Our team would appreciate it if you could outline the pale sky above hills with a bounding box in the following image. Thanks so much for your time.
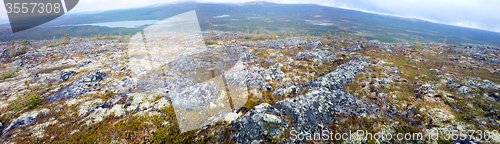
[0,0,499,33]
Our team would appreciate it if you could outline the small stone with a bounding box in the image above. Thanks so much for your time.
[56,71,77,81]
[458,86,471,94]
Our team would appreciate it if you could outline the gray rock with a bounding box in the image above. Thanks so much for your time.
[308,57,372,90]
[304,40,324,48]
[229,58,380,143]
[379,78,393,84]
[340,45,363,52]
[293,49,335,62]
[167,83,219,111]
[452,49,468,53]
[223,66,272,91]
[465,80,500,90]
[241,49,258,62]
[87,94,126,114]
[458,86,471,94]
[468,53,500,63]
[414,84,437,94]
[11,60,24,67]
[47,71,107,102]
[446,83,460,89]
[170,56,206,72]
[256,38,309,49]
[0,48,11,59]
[56,71,77,81]
[274,88,379,134]
[260,64,285,81]
[76,61,92,68]
[483,80,500,90]
[2,116,36,134]
[23,63,39,70]
[2,110,49,134]
[107,78,139,93]
[230,103,288,143]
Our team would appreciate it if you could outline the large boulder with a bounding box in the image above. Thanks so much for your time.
[47,71,107,102]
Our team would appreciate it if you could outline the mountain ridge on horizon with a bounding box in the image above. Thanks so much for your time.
[0,1,499,46]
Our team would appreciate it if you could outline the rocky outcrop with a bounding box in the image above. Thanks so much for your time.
[229,57,380,142]
[256,38,309,49]
[170,56,207,72]
[468,53,500,63]
[166,83,219,111]
[2,109,50,135]
[275,88,379,134]
[465,80,500,90]
[230,103,288,143]
[223,66,273,91]
[293,49,334,62]
[307,57,372,90]
[47,71,107,102]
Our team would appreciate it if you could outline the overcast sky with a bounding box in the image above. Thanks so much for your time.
[1,0,499,33]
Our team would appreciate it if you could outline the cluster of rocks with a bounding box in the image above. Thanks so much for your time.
[229,57,380,143]
[413,84,437,95]
[339,45,363,52]
[293,49,335,62]
[460,43,500,53]
[468,53,500,63]
[254,38,325,49]
[367,40,399,53]
[223,65,274,91]
[465,80,500,90]
[167,83,219,111]
[47,71,107,102]
[169,46,242,72]
[446,79,500,94]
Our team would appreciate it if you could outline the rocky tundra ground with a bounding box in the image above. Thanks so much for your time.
[0,31,500,143]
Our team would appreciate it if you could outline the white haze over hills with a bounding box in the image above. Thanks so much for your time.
[0,0,498,33]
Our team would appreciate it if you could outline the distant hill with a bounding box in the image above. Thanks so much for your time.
[238,1,276,6]
[0,1,499,46]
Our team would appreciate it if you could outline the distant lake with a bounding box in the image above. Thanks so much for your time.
[80,20,160,28]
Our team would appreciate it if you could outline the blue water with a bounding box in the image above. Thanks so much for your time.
[81,20,160,28]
